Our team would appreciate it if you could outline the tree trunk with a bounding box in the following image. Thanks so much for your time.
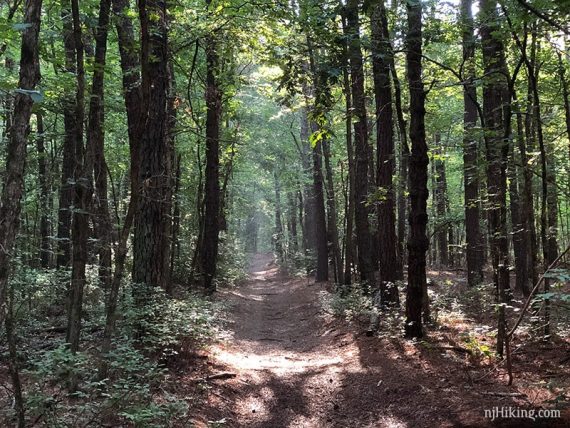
[323,139,342,285]
[389,42,409,281]
[508,126,529,296]
[460,0,483,285]
[88,0,113,291]
[273,169,285,262]
[300,107,316,258]
[170,154,182,282]
[287,191,299,254]
[66,0,91,370]
[405,0,428,338]
[200,22,221,293]
[480,0,511,355]
[340,11,355,285]
[312,137,329,282]
[370,0,398,304]
[36,112,51,268]
[132,0,171,295]
[2,0,42,420]
[434,135,449,267]
[345,0,374,283]
[56,4,78,268]
[557,50,570,165]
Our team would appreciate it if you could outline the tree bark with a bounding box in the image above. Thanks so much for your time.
[370,0,398,304]
[88,0,113,291]
[312,137,329,282]
[132,0,171,293]
[36,112,51,268]
[461,0,484,285]
[405,0,428,338]
[273,169,285,262]
[66,0,91,368]
[56,4,78,268]
[508,125,529,296]
[323,139,342,284]
[201,22,222,293]
[434,135,449,267]
[480,0,511,355]
[340,10,355,285]
[0,0,43,350]
[345,0,375,283]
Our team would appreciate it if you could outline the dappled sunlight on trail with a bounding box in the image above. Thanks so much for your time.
[193,253,569,428]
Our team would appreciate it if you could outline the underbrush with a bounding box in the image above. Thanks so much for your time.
[0,264,223,427]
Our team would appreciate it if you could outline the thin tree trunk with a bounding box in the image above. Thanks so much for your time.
[461,0,484,285]
[311,134,329,282]
[88,0,113,291]
[340,11,355,285]
[200,17,221,293]
[390,41,409,281]
[405,0,428,338]
[434,135,449,267]
[56,4,77,268]
[66,0,91,374]
[273,169,285,262]
[0,1,42,421]
[370,0,398,304]
[480,0,511,356]
[300,107,316,258]
[36,112,51,268]
[287,191,299,254]
[323,139,343,284]
[170,154,182,281]
[508,128,529,296]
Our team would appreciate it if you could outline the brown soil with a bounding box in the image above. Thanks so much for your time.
[183,253,570,428]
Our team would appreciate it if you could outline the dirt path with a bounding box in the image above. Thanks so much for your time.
[193,254,568,427]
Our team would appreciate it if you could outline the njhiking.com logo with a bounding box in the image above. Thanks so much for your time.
[484,406,560,422]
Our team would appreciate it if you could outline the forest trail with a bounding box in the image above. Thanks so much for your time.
[193,254,565,428]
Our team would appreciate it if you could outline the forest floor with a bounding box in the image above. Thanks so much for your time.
[180,253,570,428]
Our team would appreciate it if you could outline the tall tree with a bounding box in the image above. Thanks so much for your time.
[405,0,428,338]
[370,0,399,304]
[88,0,113,290]
[480,0,511,355]
[132,0,172,292]
[460,0,483,285]
[66,0,91,366]
[0,1,43,422]
[345,0,375,283]
[56,4,78,268]
[311,133,329,282]
[340,10,355,285]
[200,5,222,293]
